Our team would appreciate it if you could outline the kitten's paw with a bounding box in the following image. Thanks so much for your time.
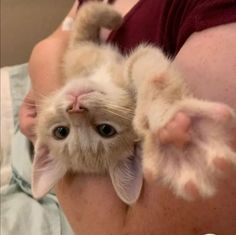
[143,99,236,200]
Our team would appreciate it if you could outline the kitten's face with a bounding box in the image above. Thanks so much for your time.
[36,67,136,173]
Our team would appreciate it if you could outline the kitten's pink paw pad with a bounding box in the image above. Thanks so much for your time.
[158,112,191,149]
[213,157,232,173]
[184,181,200,200]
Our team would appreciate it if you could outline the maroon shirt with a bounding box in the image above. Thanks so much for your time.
[79,0,236,56]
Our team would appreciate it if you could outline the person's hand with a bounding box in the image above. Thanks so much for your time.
[19,1,78,141]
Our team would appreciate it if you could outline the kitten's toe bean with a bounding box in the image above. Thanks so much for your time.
[182,179,215,200]
[183,181,201,200]
[158,112,191,149]
[171,112,191,131]
[213,157,234,173]
[171,167,215,200]
[205,142,236,173]
[180,174,217,199]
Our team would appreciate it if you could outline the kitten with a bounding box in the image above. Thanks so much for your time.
[32,2,143,204]
[32,1,236,203]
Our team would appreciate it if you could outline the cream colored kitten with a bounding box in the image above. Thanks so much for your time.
[32,1,236,203]
[32,2,142,204]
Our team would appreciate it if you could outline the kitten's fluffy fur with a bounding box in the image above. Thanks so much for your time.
[32,2,142,204]
[32,1,236,203]
[127,46,236,199]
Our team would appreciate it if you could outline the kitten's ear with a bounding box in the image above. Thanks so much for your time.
[32,143,67,199]
[109,153,143,205]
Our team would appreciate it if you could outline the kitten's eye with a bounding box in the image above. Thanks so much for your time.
[52,126,70,140]
[96,124,117,138]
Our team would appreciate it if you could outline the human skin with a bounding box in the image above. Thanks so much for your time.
[19,1,236,234]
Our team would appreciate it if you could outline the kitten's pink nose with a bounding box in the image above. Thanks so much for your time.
[66,88,96,113]
[67,95,88,113]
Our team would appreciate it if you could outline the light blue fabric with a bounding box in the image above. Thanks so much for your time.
[1,64,73,235]
[8,64,30,130]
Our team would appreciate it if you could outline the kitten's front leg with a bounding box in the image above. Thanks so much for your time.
[126,45,236,200]
[143,97,236,200]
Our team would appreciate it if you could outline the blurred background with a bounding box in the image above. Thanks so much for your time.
[1,0,74,67]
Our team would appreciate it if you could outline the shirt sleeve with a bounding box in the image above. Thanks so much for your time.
[175,0,236,53]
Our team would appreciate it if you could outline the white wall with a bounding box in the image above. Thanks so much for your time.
[1,0,74,66]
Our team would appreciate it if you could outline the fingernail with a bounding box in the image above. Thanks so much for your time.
[62,17,74,31]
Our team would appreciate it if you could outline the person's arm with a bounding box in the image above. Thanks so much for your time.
[174,22,236,111]
[56,23,236,235]
[19,1,79,142]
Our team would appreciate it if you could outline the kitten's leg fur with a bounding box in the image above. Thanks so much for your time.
[63,1,123,79]
[70,1,122,45]
[126,45,236,200]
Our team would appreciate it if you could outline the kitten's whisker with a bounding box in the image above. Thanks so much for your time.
[86,96,134,113]
[97,100,133,112]
[106,106,134,115]
[22,102,41,107]
[91,97,134,112]
[106,106,134,117]
[107,106,134,116]
[104,102,134,113]
[31,90,49,99]
[105,109,133,121]
[86,99,134,120]
[32,87,62,100]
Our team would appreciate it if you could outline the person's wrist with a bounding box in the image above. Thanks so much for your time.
[52,0,78,36]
